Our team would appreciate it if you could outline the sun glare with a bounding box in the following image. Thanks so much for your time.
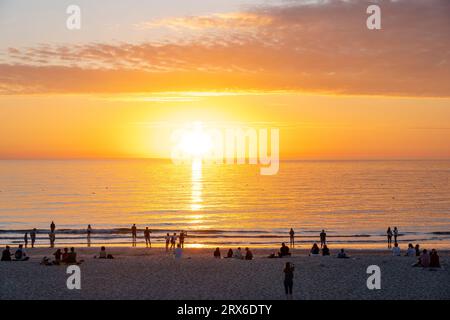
[179,122,213,158]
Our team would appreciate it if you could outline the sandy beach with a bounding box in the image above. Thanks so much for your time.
[1,247,449,300]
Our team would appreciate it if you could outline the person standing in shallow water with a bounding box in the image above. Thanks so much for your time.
[50,221,55,233]
[30,229,36,248]
[393,227,399,243]
[386,227,393,248]
[165,233,170,252]
[24,232,28,248]
[289,228,295,248]
[131,224,137,247]
[283,262,295,300]
[144,227,151,248]
[87,225,92,247]
[320,229,327,248]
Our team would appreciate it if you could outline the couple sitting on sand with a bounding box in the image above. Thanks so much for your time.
[412,249,441,268]
[214,247,253,260]
[309,243,332,257]
[1,245,29,261]
[268,243,292,258]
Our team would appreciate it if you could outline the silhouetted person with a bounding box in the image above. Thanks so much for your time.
[165,233,170,252]
[144,227,151,248]
[322,245,330,256]
[289,228,295,248]
[406,243,415,257]
[14,244,29,261]
[50,221,56,233]
[53,249,62,265]
[62,248,69,263]
[226,249,233,258]
[430,249,440,268]
[1,246,12,261]
[387,227,393,248]
[170,233,177,250]
[179,231,186,248]
[131,224,137,247]
[87,224,92,247]
[320,229,327,248]
[30,228,37,248]
[415,244,420,256]
[393,227,399,243]
[67,247,77,264]
[245,247,253,260]
[214,247,221,258]
[310,243,320,255]
[279,242,291,257]
[49,232,56,248]
[337,248,350,259]
[24,232,28,248]
[283,262,294,300]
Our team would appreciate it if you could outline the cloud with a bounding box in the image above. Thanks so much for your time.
[1,0,449,96]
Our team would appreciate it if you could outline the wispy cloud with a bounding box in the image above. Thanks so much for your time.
[1,0,449,97]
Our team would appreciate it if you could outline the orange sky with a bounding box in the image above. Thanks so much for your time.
[0,0,449,160]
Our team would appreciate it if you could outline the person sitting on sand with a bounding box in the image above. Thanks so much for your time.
[406,243,415,257]
[99,246,107,259]
[214,247,221,258]
[14,244,29,261]
[337,249,350,259]
[392,242,401,256]
[430,249,440,268]
[413,249,430,268]
[53,249,62,265]
[1,246,12,261]
[415,244,420,257]
[62,248,69,263]
[66,247,77,264]
[278,243,291,257]
[245,248,253,260]
[174,244,183,259]
[322,245,330,256]
[226,249,233,258]
[234,247,243,259]
[309,243,320,256]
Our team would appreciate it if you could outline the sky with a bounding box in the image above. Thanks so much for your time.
[0,0,449,160]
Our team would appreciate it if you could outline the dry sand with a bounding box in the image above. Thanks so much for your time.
[1,247,449,300]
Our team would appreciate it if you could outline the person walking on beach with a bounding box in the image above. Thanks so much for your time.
[30,228,36,248]
[386,227,393,248]
[283,262,295,300]
[165,233,170,252]
[393,227,399,243]
[24,232,28,248]
[144,227,151,248]
[50,221,56,233]
[320,229,327,248]
[131,224,137,247]
[289,228,295,248]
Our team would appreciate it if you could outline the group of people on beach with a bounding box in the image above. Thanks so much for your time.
[1,244,29,261]
[213,247,254,260]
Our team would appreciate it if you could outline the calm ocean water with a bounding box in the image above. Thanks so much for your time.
[0,160,449,249]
